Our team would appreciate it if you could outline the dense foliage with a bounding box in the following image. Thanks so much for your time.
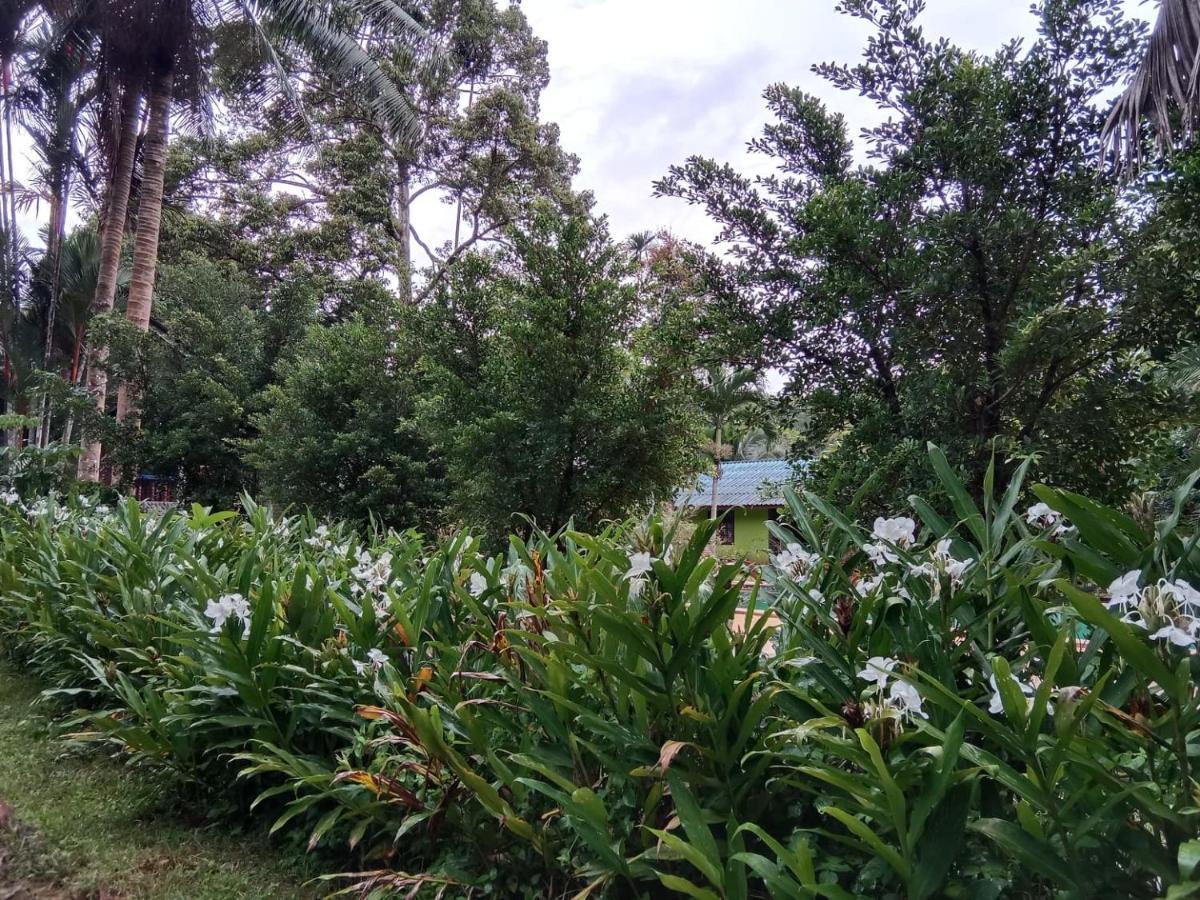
[250,319,447,532]
[658,0,1197,511]
[3,449,1200,897]
[8,0,1200,536]
[3,0,702,538]
[6,0,1200,894]
[420,205,704,542]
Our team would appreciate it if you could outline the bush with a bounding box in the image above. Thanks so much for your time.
[0,440,82,500]
[0,448,1198,897]
[250,320,447,531]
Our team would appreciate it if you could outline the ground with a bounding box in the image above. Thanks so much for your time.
[0,665,319,899]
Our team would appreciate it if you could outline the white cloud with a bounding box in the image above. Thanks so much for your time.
[521,0,1152,243]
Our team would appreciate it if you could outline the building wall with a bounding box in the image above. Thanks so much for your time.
[699,507,775,561]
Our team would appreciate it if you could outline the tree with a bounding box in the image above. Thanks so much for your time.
[166,0,574,312]
[1102,0,1199,170]
[0,225,37,445]
[77,27,139,479]
[113,61,172,427]
[129,254,267,506]
[78,0,429,480]
[420,202,702,543]
[23,224,109,449]
[698,364,762,519]
[658,0,1187,512]
[50,226,105,389]
[250,320,446,530]
[15,9,95,448]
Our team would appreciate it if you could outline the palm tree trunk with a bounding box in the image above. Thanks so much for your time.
[78,86,140,482]
[1,55,17,306]
[115,67,173,427]
[70,331,82,384]
[37,167,72,448]
[0,61,10,266]
[710,422,722,521]
[2,357,11,447]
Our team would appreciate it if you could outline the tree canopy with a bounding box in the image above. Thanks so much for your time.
[659,0,1194,511]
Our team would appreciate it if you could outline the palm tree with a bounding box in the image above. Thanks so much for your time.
[76,80,137,479]
[20,12,95,446]
[1102,0,1200,170]
[113,61,172,427]
[1171,343,1200,396]
[699,364,763,521]
[76,0,428,479]
[734,423,790,461]
[0,225,37,447]
[52,225,103,387]
[0,1,39,314]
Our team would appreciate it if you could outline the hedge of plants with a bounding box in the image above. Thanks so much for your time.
[0,445,1199,898]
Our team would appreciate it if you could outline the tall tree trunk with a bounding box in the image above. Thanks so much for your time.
[37,163,72,447]
[116,67,173,428]
[78,86,140,482]
[1,358,11,447]
[395,161,413,305]
[70,330,82,384]
[1,55,17,307]
[710,421,722,521]
[3,58,17,310]
[453,78,476,251]
[0,59,11,269]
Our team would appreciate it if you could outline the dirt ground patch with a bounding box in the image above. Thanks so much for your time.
[0,801,122,900]
[0,667,319,900]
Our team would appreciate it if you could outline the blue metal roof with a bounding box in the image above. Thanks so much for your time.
[676,459,796,509]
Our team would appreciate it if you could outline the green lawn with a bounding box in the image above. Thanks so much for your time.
[0,665,321,899]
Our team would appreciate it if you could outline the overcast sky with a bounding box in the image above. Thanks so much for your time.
[518,0,1153,246]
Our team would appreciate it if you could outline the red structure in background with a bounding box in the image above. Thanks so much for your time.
[96,462,176,502]
[134,474,175,503]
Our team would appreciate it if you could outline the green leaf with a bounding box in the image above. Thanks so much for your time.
[820,805,910,881]
[970,818,1076,888]
[910,712,964,845]
[856,729,906,844]
[1055,579,1178,700]
[1181,840,1200,881]
[928,444,986,547]
[990,657,1028,730]
[667,770,721,870]
[654,873,721,900]
[990,455,1031,550]
[1031,486,1143,569]
[307,806,342,851]
[911,785,970,900]
[647,828,723,890]
[1160,470,1200,543]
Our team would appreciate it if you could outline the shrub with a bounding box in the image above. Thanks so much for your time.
[0,448,1198,897]
[0,440,80,500]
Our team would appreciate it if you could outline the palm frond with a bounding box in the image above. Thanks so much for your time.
[242,0,428,146]
[1102,0,1200,172]
[1169,343,1200,396]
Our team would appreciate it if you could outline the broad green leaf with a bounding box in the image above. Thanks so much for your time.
[820,805,910,881]
[970,818,1076,888]
[1055,580,1178,700]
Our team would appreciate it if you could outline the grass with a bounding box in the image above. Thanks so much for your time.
[0,664,322,899]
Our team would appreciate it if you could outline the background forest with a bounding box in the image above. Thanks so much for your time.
[7,1,1200,898]
[1,0,1198,536]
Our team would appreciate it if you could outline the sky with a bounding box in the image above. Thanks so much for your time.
[517,0,1154,246]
